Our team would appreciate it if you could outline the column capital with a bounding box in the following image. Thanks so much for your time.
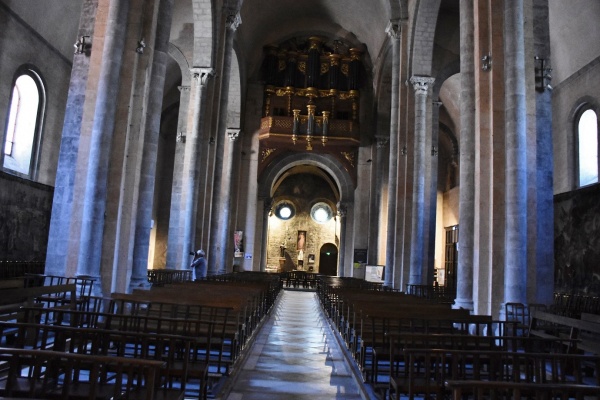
[385,19,401,40]
[432,100,443,108]
[226,12,242,31]
[336,202,347,218]
[227,128,241,141]
[375,135,389,148]
[190,67,214,85]
[262,197,274,213]
[178,85,190,92]
[410,76,435,96]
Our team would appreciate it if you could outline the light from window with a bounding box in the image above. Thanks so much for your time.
[3,73,41,175]
[578,109,598,187]
[310,202,333,224]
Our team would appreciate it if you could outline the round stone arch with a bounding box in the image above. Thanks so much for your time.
[256,152,356,276]
[257,152,355,204]
[409,0,442,76]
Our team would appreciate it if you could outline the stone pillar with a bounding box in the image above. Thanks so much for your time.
[408,75,435,285]
[46,0,98,276]
[259,197,273,272]
[455,0,476,311]
[206,11,241,276]
[180,67,214,270]
[337,203,348,277]
[215,128,241,275]
[384,19,401,287]
[533,0,554,306]
[166,84,191,269]
[504,0,528,306]
[369,135,389,265]
[426,100,442,283]
[76,0,130,283]
[129,0,174,290]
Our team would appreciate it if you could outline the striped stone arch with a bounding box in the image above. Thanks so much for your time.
[409,0,442,76]
[168,43,191,87]
[191,0,214,66]
[257,152,355,205]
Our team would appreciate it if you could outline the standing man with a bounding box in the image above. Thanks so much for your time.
[191,249,207,280]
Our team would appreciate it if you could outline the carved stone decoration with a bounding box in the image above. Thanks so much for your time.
[226,12,242,31]
[190,67,215,86]
[375,135,389,149]
[385,19,401,40]
[227,128,241,141]
[410,76,435,96]
[336,202,347,218]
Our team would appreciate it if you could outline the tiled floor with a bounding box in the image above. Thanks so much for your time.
[221,289,368,400]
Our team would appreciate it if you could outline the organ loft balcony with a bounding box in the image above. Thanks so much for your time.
[258,37,365,153]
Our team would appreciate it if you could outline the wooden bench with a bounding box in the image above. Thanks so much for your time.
[0,346,166,400]
[446,380,600,400]
[390,349,600,400]
[0,320,206,400]
[529,310,600,355]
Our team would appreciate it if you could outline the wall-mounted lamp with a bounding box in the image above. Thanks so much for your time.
[401,145,407,156]
[535,56,553,92]
[481,53,492,71]
[74,36,91,55]
[431,146,438,156]
[136,38,146,54]
[176,132,186,143]
[209,137,215,145]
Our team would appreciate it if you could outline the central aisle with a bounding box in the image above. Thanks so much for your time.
[222,290,365,399]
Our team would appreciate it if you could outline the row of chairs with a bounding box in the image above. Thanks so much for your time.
[0,271,283,399]
[316,278,600,399]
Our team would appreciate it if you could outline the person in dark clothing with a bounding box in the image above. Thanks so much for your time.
[191,249,207,280]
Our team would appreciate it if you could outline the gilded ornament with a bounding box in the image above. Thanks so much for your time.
[341,151,356,167]
[320,62,329,74]
[261,148,276,162]
[298,61,306,73]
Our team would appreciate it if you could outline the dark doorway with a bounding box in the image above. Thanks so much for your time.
[319,243,338,276]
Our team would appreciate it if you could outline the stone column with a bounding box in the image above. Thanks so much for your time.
[426,100,442,283]
[215,128,241,275]
[46,0,98,276]
[180,67,214,270]
[129,0,174,290]
[76,0,130,283]
[455,0,476,311]
[533,0,554,306]
[384,19,401,287]
[337,203,348,277]
[206,11,241,276]
[259,197,273,272]
[369,135,389,265]
[408,75,435,285]
[166,84,191,269]
[504,0,528,306]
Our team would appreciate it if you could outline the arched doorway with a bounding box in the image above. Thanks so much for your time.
[319,243,338,276]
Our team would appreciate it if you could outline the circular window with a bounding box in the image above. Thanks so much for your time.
[274,201,295,220]
[311,202,333,223]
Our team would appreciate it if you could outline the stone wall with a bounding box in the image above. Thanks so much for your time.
[0,171,53,261]
[554,183,600,296]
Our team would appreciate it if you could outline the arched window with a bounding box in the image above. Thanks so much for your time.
[2,68,45,178]
[577,108,599,187]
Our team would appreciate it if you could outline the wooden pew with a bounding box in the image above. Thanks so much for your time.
[446,380,600,400]
[0,346,165,400]
[0,320,206,400]
[390,349,600,400]
[529,310,600,355]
